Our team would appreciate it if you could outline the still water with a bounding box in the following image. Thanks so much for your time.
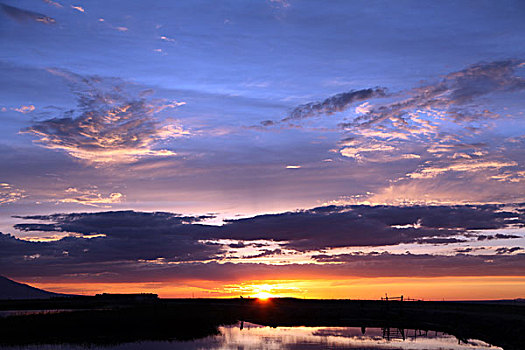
[0,322,501,350]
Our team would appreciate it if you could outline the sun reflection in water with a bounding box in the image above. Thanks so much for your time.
[216,322,502,350]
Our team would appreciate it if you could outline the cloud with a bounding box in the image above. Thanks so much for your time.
[57,187,123,207]
[13,204,524,250]
[4,211,221,273]
[160,36,175,42]
[406,158,518,179]
[366,175,525,206]
[70,5,84,13]
[1,3,56,24]
[43,0,62,8]
[495,247,523,255]
[284,88,386,122]
[13,105,35,114]
[21,70,189,164]
[338,139,397,161]
[2,204,524,281]
[0,183,25,205]
[339,61,525,146]
[2,238,523,282]
[348,60,525,129]
[325,60,525,203]
[219,204,524,250]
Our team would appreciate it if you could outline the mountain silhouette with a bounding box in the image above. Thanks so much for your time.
[0,276,68,300]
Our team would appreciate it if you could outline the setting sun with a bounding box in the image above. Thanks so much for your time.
[250,284,278,299]
[252,291,274,300]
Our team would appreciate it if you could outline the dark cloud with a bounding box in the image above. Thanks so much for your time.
[495,247,523,255]
[12,205,525,253]
[4,212,222,276]
[21,70,188,164]
[1,3,55,24]
[284,88,386,122]
[477,233,522,241]
[2,204,524,281]
[219,204,524,250]
[454,247,487,253]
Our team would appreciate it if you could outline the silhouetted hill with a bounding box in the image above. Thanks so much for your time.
[0,276,67,300]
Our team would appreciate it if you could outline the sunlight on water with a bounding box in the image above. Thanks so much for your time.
[215,322,501,349]
[0,322,502,350]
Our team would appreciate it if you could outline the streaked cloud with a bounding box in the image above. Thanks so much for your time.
[1,3,56,24]
[21,71,189,165]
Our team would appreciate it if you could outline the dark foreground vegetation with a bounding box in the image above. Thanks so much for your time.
[0,297,524,349]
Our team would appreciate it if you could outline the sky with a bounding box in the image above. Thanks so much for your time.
[1,0,524,300]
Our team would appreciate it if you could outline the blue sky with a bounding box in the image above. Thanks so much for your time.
[1,0,524,298]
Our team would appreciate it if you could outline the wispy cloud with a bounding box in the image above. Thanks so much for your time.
[21,70,189,164]
[1,3,55,24]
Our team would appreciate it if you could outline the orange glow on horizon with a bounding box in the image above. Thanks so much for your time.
[27,276,525,301]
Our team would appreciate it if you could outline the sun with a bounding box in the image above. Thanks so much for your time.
[252,291,274,300]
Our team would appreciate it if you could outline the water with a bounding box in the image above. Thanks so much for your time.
[0,309,91,317]
[0,322,501,350]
